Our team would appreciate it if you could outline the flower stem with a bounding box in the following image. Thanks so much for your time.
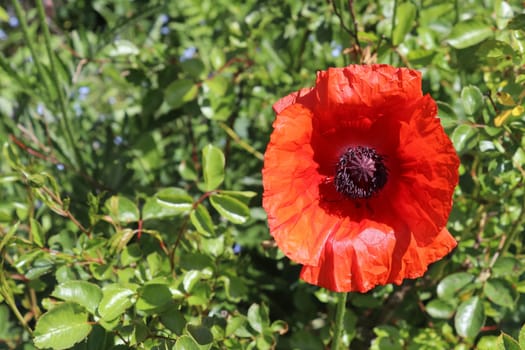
[331,292,348,350]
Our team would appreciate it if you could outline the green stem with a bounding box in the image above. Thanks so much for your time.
[34,0,84,169]
[390,0,398,64]
[500,187,525,256]
[331,292,348,350]
[10,0,49,100]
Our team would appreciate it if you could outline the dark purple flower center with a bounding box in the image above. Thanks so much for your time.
[334,146,388,199]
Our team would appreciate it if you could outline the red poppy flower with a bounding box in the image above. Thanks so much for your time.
[262,64,459,293]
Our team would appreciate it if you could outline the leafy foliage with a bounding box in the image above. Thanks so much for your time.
[0,0,525,349]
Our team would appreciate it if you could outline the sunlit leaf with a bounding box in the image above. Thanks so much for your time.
[393,2,417,46]
[454,296,485,339]
[447,21,493,49]
[33,303,92,350]
[202,144,225,191]
[210,194,250,224]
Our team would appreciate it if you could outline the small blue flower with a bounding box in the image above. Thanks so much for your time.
[0,30,7,41]
[56,164,65,171]
[159,14,169,24]
[331,42,343,57]
[78,86,90,100]
[9,16,19,27]
[180,47,197,62]
[114,136,123,145]
[161,26,170,35]
[233,243,241,254]
[37,104,44,115]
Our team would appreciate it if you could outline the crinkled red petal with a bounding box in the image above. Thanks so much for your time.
[300,227,457,292]
[263,64,460,292]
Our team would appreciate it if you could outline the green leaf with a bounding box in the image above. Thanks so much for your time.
[187,324,214,345]
[519,323,525,348]
[33,302,92,350]
[30,218,45,247]
[492,256,522,277]
[497,333,521,350]
[210,194,250,224]
[155,187,193,214]
[454,296,485,339]
[107,40,139,57]
[0,6,9,22]
[476,40,515,64]
[190,204,215,236]
[484,278,517,308]
[160,306,186,335]
[507,14,525,30]
[447,20,493,49]
[52,281,102,314]
[393,2,417,46]
[247,303,269,334]
[426,299,456,319]
[221,275,248,302]
[225,316,247,337]
[451,124,478,154]
[183,270,202,292]
[461,86,484,115]
[165,79,198,108]
[174,335,200,350]
[202,144,225,191]
[437,272,475,299]
[98,284,136,321]
[105,196,139,223]
[136,284,172,313]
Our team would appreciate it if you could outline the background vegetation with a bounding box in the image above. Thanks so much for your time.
[1,0,525,349]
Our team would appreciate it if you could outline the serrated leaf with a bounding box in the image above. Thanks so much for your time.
[52,281,102,314]
[461,86,484,115]
[210,194,250,224]
[484,278,517,308]
[190,204,215,236]
[454,296,485,339]
[98,284,136,321]
[202,144,225,191]
[33,302,92,350]
[393,2,417,46]
[447,21,493,49]
[437,272,475,299]
[165,79,198,108]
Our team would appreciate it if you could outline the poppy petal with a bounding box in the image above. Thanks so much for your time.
[263,64,460,292]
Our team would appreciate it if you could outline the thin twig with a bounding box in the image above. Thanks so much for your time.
[348,0,361,51]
